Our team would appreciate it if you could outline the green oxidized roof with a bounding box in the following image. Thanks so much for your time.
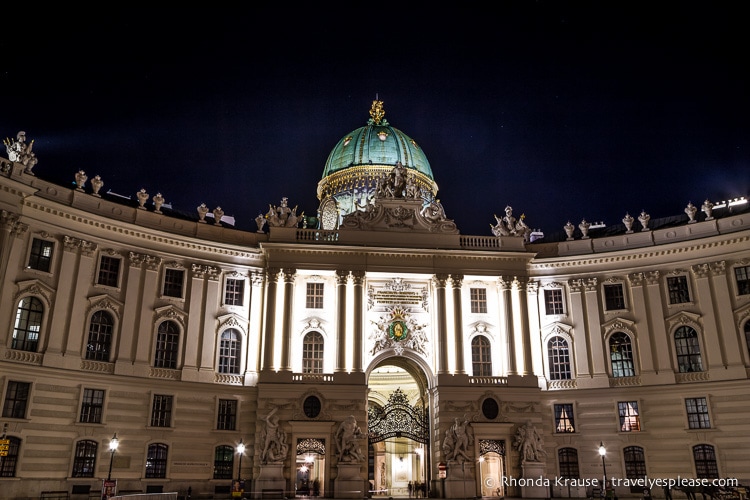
[321,101,434,180]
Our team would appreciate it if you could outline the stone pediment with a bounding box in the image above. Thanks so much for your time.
[341,197,458,234]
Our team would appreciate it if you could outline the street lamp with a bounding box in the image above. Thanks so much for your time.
[236,438,245,483]
[598,442,608,496]
[108,433,119,481]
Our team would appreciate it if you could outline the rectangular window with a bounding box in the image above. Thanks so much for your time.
[162,268,185,298]
[217,399,238,431]
[604,283,626,310]
[667,276,691,304]
[554,403,575,433]
[544,289,564,315]
[27,238,54,272]
[97,255,121,287]
[306,282,324,309]
[685,397,710,429]
[618,401,641,431]
[80,388,105,424]
[2,381,31,419]
[150,395,173,427]
[224,278,245,306]
[735,265,750,295]
[470,288,488,314]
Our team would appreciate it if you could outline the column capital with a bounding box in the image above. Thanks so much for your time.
[451,274,463,288]
[267,268,281,283]
[335,269,350,285]
[351,270,366,286]
[433,274,449,288]
[282,268,297,283]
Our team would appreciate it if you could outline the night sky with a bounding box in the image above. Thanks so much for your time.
[2,4,748,238]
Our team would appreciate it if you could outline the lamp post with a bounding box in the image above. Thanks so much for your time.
[598,442,608,497]
[108,433,119,481]
[236,438,245,483]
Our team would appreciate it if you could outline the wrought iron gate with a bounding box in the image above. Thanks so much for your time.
[367,388,429,444]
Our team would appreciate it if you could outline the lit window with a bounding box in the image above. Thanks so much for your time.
[470,288,487,313]
[554,403,575,433]
[0,437,21,477]
[685,397,710,429]
[544,289,564,315]
[306,283,324,309]
[618,401,641,432]
[667,276,690,304]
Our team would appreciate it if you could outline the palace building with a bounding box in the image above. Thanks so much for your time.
[0,101,749,500]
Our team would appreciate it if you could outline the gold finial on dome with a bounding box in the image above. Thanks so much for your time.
[370,99,385,125]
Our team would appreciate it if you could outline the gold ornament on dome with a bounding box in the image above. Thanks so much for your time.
[370,100,385,125]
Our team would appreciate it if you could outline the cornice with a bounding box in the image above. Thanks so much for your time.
[19,197,263,261]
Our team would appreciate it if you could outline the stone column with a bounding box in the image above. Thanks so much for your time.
[580,277,606,376]
[706,261,743,370]
[47,237,79,354]
[335,270,349,372]
[63,237,98,356]
[117,252,147,365]
[434,274,449,374]
[184,264,208,371]
[525,281,543,376]
[514,277,533,376]
[199,266,222,371]
[566,280,591,378]
[246,271,265,376]
[351,271,365,372]
[134,255,162,366]
[280,268,296,372]
[451,274,466,374]
[690,263,734,369]
[642,271,672,373]
[499,277,516,376]
[0,211,26,309]
[262,268,280,372]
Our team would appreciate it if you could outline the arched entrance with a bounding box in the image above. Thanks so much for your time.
[367,361,430,498]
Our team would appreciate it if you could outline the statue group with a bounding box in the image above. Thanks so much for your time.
[3,131,38,174]
[513,421,546,463]
[335,415,365,462]
[442,417,472,463]
[491,206,532,241]
[260,408,289,464]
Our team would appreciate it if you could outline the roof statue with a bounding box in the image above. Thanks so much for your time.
[491,205,532,242]
[4,131,38,174]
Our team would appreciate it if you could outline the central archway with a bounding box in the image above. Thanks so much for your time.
[367,360,432,498]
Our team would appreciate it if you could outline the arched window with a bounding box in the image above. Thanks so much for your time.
[145,443,169,478]
[154,321,179,369]
[72,440,98,477]
[693,444,719,479]
[219,329,241,374]
[547,336,571,380]
[623,446,646,479]
[12,297,43,352]
[558,447,579,478]
[675,326,703,372]
[86,310,114,361]
[213,445,234,479]
[471,335,492,377]
[609,332,635,377]
[0,436,21,477]
[302,331,324,374]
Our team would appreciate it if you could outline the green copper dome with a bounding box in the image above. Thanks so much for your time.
[317,101,439,223]
[321,101,434,180]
